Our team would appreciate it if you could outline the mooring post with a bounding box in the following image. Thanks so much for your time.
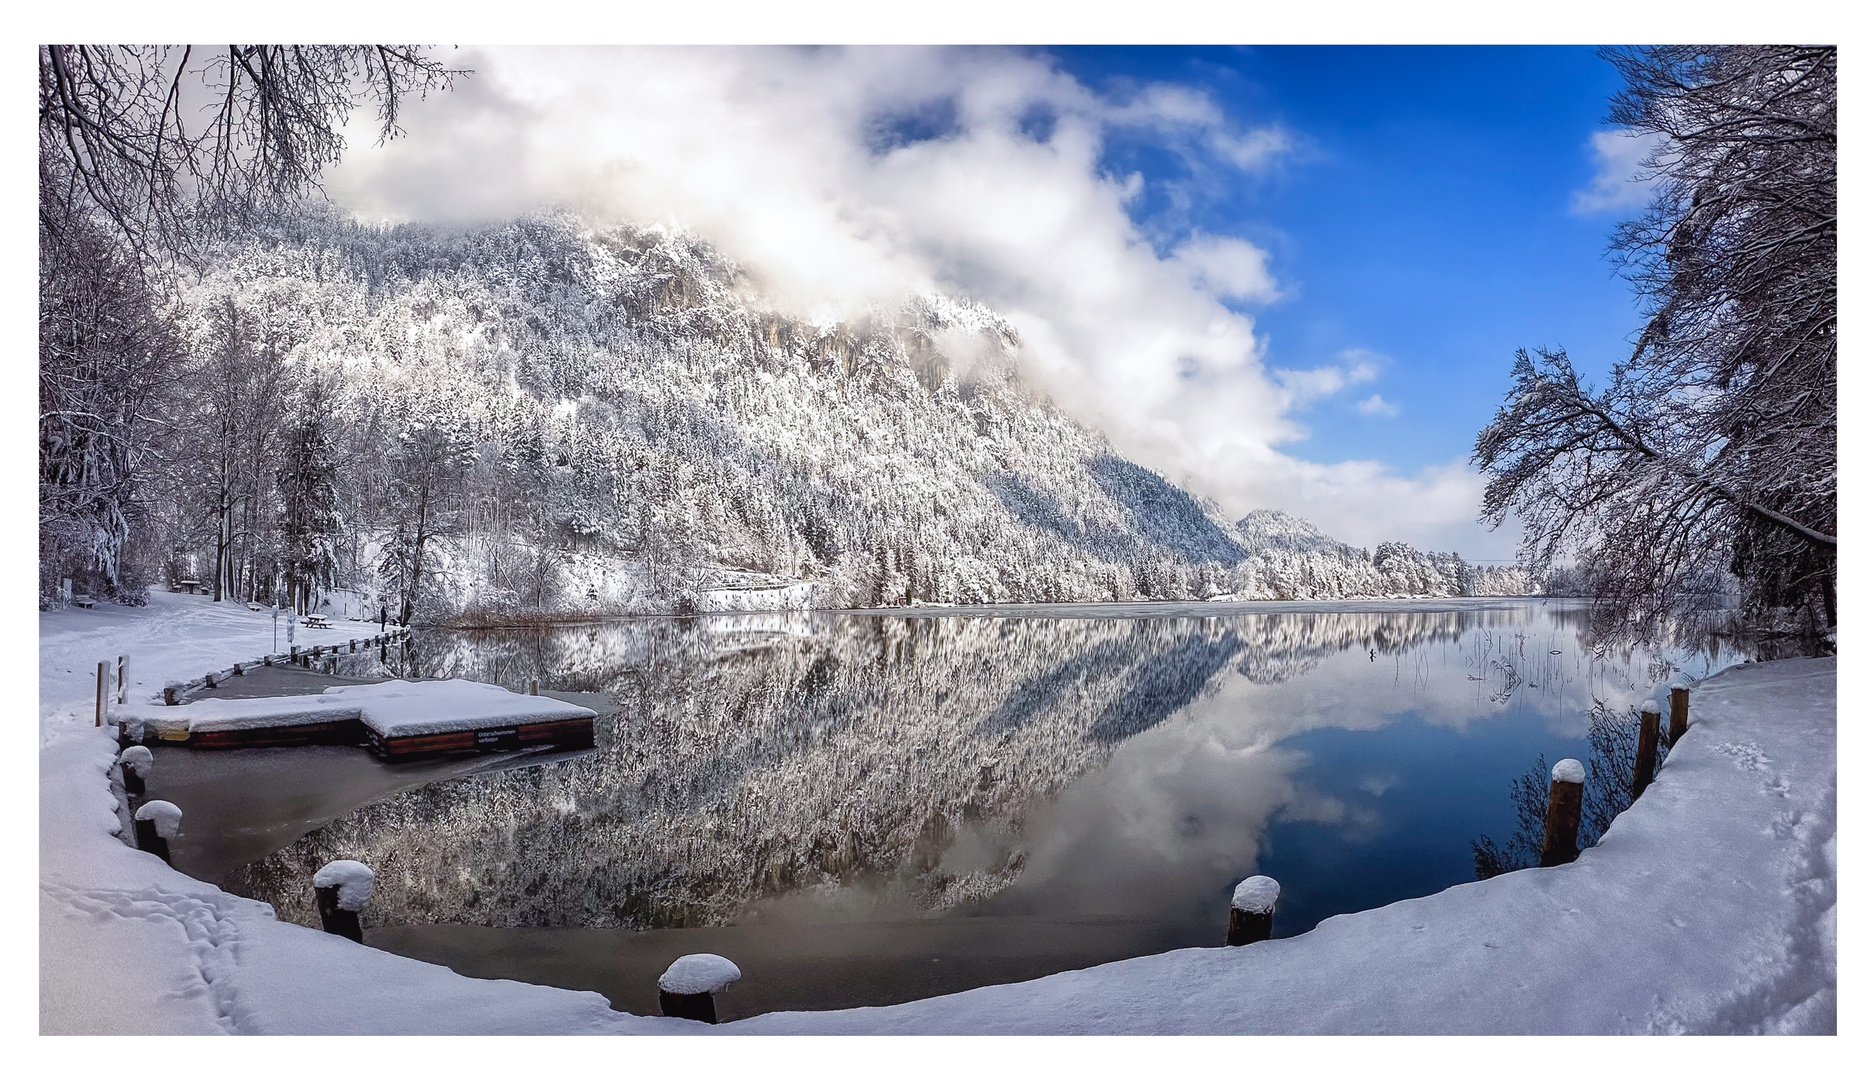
[204,672,217,690]
[117,655,127,704]
[1540,758,1586,866]
[290,645,299,665]
[657,954,741,1024]
[529,678,539,696]
[1633,701,1662,799]
[1226,875,1280,946]
[313,860,375,943]
[1668,676,1691,747]
[95,661,107,727]
[232,663,243,677]
[118,745,153,796]
[162,686,178,706]
[133,801,182,865]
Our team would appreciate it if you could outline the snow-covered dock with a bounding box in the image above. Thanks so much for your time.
[115,679,598,759]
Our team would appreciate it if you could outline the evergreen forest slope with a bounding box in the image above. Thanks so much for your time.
[162,211,1533,620]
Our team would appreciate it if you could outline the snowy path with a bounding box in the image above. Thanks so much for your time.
[39,597,1834,1033]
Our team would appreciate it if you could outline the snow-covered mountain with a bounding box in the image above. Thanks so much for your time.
[169,210,1532,618]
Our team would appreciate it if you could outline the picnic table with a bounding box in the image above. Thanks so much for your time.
[175,580,203,594]
[304,614,332,629]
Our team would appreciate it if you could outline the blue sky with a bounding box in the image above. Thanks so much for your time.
[1053,45,1645,476]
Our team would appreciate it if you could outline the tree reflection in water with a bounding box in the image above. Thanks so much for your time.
[224,601,1770,945]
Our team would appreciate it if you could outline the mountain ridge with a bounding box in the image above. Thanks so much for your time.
[158,208,1533,619]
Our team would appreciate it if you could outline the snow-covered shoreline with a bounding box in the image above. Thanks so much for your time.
[39,594,1833,1034]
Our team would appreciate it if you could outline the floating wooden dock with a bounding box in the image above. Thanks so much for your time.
[117,677,597,760]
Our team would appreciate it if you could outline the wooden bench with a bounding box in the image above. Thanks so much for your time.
[72,595,96,609]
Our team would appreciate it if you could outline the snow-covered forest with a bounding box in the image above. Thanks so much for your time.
[42,208,1535,620]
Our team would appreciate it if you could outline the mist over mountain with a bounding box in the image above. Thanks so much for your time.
[155,209,1532,620]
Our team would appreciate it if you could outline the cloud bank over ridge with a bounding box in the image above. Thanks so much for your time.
[326,45,1508,557]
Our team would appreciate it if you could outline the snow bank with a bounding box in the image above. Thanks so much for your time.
[312,860,375,912]
[1230,876,1280,914]
[1551,758,1586,785]
[658,954,742,995]
[133,801,184,839]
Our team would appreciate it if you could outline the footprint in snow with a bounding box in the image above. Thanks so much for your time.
[1714,741,1771,772]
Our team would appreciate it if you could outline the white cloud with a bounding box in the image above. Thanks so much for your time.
[324,46,1514,557]
[1272,348,1381,410]
[1171,232,1279,304]
[1356,394,1399,417]
[1571,128,1663,215]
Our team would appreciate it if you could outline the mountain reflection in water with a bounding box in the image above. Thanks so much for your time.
[218,600,1764,1012]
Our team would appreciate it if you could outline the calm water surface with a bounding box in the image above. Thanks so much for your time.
[151,599,1771,1018]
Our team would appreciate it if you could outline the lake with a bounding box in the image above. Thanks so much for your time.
[147,598,1773,1019]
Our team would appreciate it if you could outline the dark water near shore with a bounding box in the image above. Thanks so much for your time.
[148,599,1777,1019]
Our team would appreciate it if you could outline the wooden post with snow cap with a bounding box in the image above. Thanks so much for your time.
[529,678,539,696]
[162,686,178,706]
[1633,701,1662,800]
[1540,758,1586,867]
[117,745,153,796]
[95,661,107,726]
[658,953,741,1023]
[1227,875,1280,946]
[133,800,182,865]
[117,655,126,704]
[313,860,374,943]
[1668,676,1691,747]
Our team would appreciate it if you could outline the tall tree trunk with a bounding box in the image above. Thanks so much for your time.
[401,478,430,626]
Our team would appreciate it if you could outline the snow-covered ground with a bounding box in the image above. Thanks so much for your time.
[39,594,1834,1034]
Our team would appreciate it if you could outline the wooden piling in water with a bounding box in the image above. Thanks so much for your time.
[1633,701,1662,800]
[204,672,217,690]
[1226,876,1280,945]
[657,954,741,1024]
[1540,758,1585,867]
[313,860,374,943]
[133,801,181,865]
[1668,685,1690,747]
[118,745,152,796]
